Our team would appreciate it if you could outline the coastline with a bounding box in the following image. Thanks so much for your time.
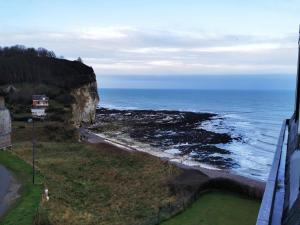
[91,108,238,170]
[94,132,221,171]
[80,128,265,198]
[99,89,294,181]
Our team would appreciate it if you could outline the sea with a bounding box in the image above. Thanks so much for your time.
[98,88,294,181]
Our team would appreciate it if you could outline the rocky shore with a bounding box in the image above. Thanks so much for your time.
[89,108,241,170]
[82,109,265,222]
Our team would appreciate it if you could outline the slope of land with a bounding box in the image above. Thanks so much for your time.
[6,121,186,225]
[3,120,263,225]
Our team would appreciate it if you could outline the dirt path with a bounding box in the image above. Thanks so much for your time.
[0,164,21,218]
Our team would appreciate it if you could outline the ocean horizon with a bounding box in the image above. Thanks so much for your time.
[98,88,294,180]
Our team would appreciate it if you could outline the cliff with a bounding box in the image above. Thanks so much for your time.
[0,45,99,127]
[71,82,99,127]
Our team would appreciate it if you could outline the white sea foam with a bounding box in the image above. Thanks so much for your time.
[164,148,181,155]
[198,111,279,180]
[94,133,219,171]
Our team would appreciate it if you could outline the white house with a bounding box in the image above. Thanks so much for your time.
[32,95,49,107]
[31,108,46,118]
[31,94,49,118]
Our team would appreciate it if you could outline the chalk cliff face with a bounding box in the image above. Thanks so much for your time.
[71,82,99,127]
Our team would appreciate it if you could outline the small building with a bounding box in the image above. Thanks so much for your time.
[31,108,47,118]
[31,95,49,118]
[32,95,49,107]
[0,95,11,150]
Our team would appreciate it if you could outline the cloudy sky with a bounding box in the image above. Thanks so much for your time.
[0,0,299,88]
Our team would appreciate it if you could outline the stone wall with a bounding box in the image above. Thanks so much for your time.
[0,99,11,149]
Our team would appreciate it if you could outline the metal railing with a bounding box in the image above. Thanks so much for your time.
[256,119,288,225]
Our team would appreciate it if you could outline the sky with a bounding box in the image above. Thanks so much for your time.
[0,0,300,89]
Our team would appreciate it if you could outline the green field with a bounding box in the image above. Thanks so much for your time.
[161,190,260,225]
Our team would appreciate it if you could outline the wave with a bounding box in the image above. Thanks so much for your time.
[98,89,293,181]
[261,133,278,140]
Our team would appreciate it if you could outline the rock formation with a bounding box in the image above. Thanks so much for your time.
[71,82,99,127]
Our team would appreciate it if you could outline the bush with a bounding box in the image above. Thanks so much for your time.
[55,93,74,105]
[43,124,77,142]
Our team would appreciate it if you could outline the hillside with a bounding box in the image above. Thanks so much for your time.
[0,46,99,126]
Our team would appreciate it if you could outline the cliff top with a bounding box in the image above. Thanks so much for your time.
[0,45,96,89]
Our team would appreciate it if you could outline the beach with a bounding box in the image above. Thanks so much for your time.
[81,126,265,199]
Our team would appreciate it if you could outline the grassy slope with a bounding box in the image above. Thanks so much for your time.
[4,121,261,225]
[10,121,181,225]
[0,151,43,225]
[161,190,260,225]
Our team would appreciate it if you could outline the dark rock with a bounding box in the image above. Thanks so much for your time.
[92,108,239,169]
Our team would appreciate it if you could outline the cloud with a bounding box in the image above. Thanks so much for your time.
[77,26,135,40]
[0,26,297,75]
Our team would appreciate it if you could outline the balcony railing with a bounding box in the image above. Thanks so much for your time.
[256,119,289,225]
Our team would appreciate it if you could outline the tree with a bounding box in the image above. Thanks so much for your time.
[0,45,56,58]
[77,57,83,63]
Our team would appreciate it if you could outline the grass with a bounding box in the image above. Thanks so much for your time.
[0,151,43,225]
[8,121,181,225]
[161,190,260,225]
[3,121,261,225]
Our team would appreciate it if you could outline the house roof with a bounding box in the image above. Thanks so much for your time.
[32,95,49,101]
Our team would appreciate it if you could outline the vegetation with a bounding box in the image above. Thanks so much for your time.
[0,45,96,89]
[0,45,56,58]
[0,120,262,225]
[161,190,260,225]
[0,151,43,225]
[6,83,74,122]
[6,121,182,225]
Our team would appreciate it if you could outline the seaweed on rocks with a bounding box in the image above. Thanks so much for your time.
[91,108,238,169]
